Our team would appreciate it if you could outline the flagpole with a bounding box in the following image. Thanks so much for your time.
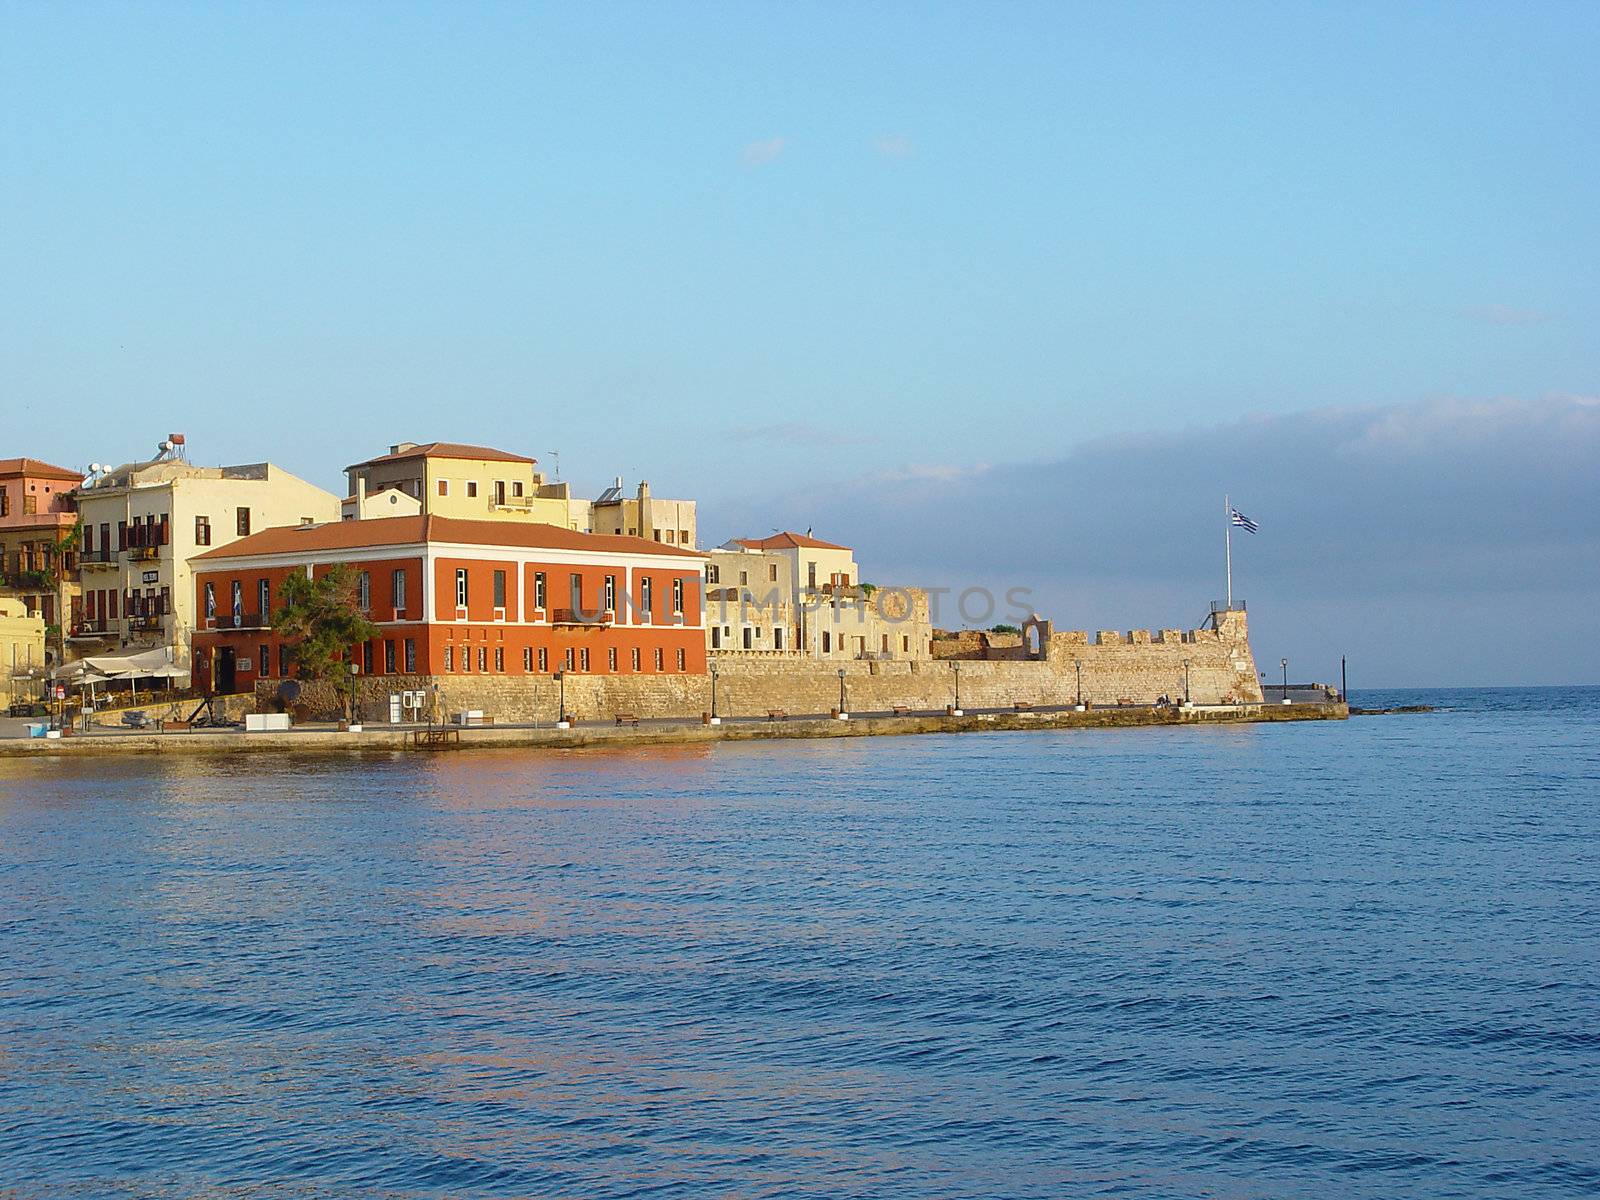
[1224,493,1233,610]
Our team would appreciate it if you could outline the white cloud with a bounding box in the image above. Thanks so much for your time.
[728,422,873,449]
[741,137,786,167]
[873,134,914,159]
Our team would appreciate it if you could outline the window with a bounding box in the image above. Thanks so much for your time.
[822,632,831,653]
[444,645,453,671]
[604,575,615,612]
[22,494,37,516]
[711,627,721,649]
[404,639,416,672]
[477,646,487,672]
[279,644,290,676]
[461,645,471,672]
[437,479,449,497]
[740,571,748,585]
[707,565,719,584]
[775,627,785,650]
[640,577,653,618]
[117,521,127,550]
[385,640,396,673]
[743,627,753,649]
[392,569,406,612]
[159,586,170,615]
[492,570,506,609]
[569,573,582,612]
[882,634,890,652]
[258,578,270,618]
[493,480,505,505]
[769,564,778,582]
[565,648,575,671]
[672,577,683,614]
[357,571,371,611]
[808,562,817,588]
[455,568,468,609]
[194,515,211,545]
[631,648,641,671]
[0,489,7,518]
[665,530,675,543]
[523,647,532,671]
[579,648,589,672]
[653,530,661,541]
[655,648,664,671]
[677,648,686,672]
[236,508,251,536]
[466,481,478,498]
[608,647,617,672]
[362,642,373,674]
[538,647,548,672]
[512,481,524,498]
[259,644,270,677]
[534,572,546,609]
[680,529,690,545]
[902,635,910,653]
[494,647,503,672]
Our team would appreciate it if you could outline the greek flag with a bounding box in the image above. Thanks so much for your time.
[1230,507,1259,534]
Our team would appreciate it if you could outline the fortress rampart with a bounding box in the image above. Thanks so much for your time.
[260,609,1263,721]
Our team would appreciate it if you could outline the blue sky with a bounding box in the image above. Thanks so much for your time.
[3,3,1597,683]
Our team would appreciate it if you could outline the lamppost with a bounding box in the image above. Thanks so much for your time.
[1074,657,1083,709]
[347,661,361,727]
[709,658,720,724]
[1183,657,1191,706]
[837,667,847,719]
[1280,657,1289,703]
[951,660,962,715]
[555,670,568,728]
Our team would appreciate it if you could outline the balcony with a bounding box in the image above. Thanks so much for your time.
[79,548,117,568]
[129,614,164,633]
[68,619,111,640]
[128,545,162,562]
[550,608,615,626]
[208,612,268,631]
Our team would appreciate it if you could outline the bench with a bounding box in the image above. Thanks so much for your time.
[614,713,640,727]
[767,709,788,721]
[1012,701,1032,711]
[891,705,910,716]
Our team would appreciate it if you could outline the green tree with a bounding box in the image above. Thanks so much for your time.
[990,623,1021,635]
[271,564,380,681]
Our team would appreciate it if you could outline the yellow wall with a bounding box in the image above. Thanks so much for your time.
[1,596,46,704]
[353,457,571,526]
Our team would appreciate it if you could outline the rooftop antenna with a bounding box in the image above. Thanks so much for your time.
[548,450,560,481]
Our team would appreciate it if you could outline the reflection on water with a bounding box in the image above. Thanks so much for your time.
[2,690,1598,1199]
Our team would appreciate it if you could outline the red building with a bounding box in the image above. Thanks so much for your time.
[189,515,705,694]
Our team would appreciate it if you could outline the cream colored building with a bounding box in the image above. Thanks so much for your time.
[579,478,697,548]
[706,532,931,661]
[74,443,340,671]
[341,482,423,521]
[345,442,574,526]
[2,596,47,706]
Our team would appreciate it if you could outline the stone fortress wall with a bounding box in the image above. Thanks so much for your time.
[262,610,1263,722]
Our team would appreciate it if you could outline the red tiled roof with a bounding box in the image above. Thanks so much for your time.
[192,515,704,562]
[345,442,536,471]
[735,531,852,552]
[0,457,84,482]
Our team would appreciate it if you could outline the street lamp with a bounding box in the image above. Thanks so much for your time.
[837,667,848,719]
[347,661,361,727]
[1183,657,1191,706]
[951,660,962,715]
[709,658,720,724]
[1280,657,1289,703]
[555,670,569,728]
[1074,657,1084,709]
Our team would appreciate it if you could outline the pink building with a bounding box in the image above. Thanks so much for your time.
[0,458,83,638]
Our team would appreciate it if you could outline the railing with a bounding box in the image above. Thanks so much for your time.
[550,608,616,626]
[79,548,116,565]
[129,614,164,632]
[69,619,109,638]
[209,612,267,630]
[128,545,162,562]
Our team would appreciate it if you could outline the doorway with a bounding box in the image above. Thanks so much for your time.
[216,646,237,694]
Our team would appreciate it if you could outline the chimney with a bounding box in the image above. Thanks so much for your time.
[390,442,418,455]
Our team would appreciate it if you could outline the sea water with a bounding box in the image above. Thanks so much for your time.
[1,687,1596,1198]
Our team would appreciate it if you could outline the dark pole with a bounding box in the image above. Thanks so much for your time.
[1281,657,1288,701]
[710,662,718,718]
[953,661,960,711]
[1183,658,1191,705]
[1341,655,1347,702]
[1075,657,1082,706]
[838,667,846,714]
[557,671,566,722]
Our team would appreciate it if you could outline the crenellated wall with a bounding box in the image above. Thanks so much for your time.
[258,609,1262,720]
